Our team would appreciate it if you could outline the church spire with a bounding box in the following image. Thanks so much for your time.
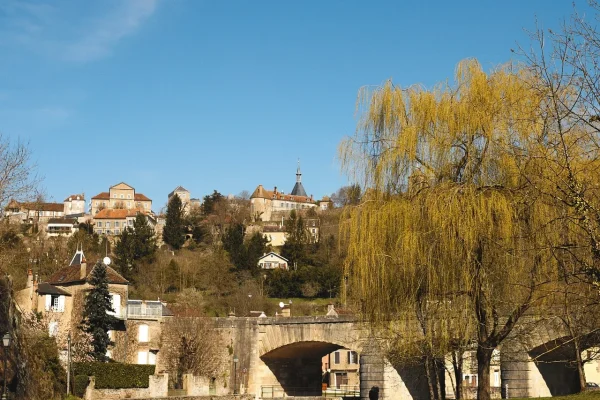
[291,159,308,197]
[296,159,302,183]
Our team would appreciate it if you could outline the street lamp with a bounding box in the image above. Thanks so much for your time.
[66,331,72,395]
[2,332,11,400]
[232,355,239,395]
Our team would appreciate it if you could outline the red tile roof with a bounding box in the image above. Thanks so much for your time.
[134,193,151,201]
[94,208,144,219]
[251,185,315,203]
[92,192,110,200]
[21,202,64,212]
[91,192,151,201]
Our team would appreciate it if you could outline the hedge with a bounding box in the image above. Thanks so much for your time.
[72,362,156,389]
[73,375,89,398]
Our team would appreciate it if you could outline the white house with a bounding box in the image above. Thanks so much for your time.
[258,252,289,270]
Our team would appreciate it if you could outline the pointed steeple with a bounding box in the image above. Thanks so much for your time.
[291,159,308,197]
[69,245,86,266]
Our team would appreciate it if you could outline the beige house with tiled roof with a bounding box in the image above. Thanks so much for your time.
[63,194,86,216]
[250,166,318,222]
[91,182,152,215]
[4,199,65,222]
[15,248,172,367]
[93,208,155,236]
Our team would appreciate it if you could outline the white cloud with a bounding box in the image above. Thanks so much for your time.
[64,0,159,62]
[0,0,159,63]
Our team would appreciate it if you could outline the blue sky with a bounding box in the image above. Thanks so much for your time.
[0,0,586,211]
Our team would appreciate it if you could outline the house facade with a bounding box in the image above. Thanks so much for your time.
[4,199,65,223]
[64,194,86,217]
[91,182,152,215]
[250,165,318,222]
[15,249,172,368]
[46,217,79,237]
[93,209,155,236]
[257,252,289,270]
[168,186,200,215]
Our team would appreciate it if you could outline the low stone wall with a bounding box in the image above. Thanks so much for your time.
[84,373,168,400]
[136,396,255,400]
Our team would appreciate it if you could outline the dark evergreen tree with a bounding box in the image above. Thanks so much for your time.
[163,194,185,249]
[245,231,269,272]
[281,210,309,268]
[222,223,246,268]
[201,190,225,216]
[81,261,118,361]
[114,213,156,281]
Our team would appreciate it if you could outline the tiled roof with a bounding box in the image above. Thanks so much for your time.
[110,182,134,190]
[21,202,64,212]
[64,194,85,202]
[291,182,308,197]
[37,282,72,296]
[92,192,110,200]
[47,263,128,285]
[168,186,189,198]
[134,193,151,201]
[251,185,315,203]
[94,209,143,219]
[258,252,289,262]
[92,191,151,201]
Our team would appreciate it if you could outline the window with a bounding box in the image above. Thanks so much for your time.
[127,202,131,208]
[45,294,65,312]
[137,351,148,365]
[97,222,102,227]
[493,369,500,387]
[115,221,120,227]
[49,321,59,337]
[127,194,131,199]
[115,229,120,235]
[348,351,358,364]
[113,194,116,198]
[148,351,157,365]
[120,194,124,199]
[334,351,340,364]
[128,220,134,226]
[138,324,149,342]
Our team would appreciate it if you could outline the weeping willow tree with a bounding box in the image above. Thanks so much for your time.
[339,59,568,400]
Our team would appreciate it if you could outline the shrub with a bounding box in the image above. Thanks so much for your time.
[72,362,156,389]
[73,375,89,398]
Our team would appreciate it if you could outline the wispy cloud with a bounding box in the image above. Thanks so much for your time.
[0,0,159,63]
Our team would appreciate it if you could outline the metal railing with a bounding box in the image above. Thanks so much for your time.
[127,301,163,319]
[260,385,359,398]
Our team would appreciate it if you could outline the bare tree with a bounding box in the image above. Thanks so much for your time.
[162,317,226,388]
[0,134,41,209]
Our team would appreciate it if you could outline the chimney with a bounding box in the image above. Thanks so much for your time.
[80,261,87,280]
[310,194,313,200]
[274,186,278,195]
[26,269,33,288]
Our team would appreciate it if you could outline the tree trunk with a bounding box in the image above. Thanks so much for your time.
[574,338,587,392]
[424,356,436,400]
[477,345,494,400]
[452,350,463,400]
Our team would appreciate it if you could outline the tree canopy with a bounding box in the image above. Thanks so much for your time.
[340,59,571,400]
[163,194,186,250]
[81,261,119,361]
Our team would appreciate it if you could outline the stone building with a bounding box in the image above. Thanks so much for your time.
[250,164,318,222]
[63,194,86,217]
[91,182,152,216]
[4,199,65,222]
[168,186,200,215]
[93,208,156,236]
[15,248,172,369]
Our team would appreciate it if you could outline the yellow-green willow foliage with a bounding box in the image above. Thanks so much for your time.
[340,59,569,400]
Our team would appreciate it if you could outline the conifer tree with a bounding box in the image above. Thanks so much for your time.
[163,194,185,249]
[281,210,309,268]
[81,261,118,361]
[114,213,156,281]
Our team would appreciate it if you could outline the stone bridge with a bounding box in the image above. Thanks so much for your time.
[211,315,591,399]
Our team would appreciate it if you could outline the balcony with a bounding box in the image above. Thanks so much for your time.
[127,300,165,320]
